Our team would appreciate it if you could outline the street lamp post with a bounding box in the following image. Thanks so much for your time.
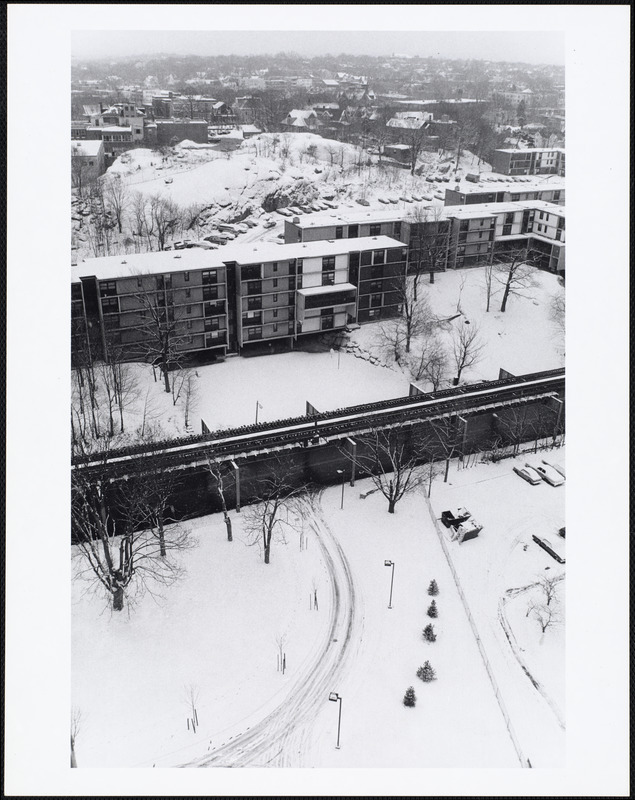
[336,469,345,510]
[384,560,395,609]
[328,692,342,749]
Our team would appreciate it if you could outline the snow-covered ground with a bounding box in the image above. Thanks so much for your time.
[72,447,564,769]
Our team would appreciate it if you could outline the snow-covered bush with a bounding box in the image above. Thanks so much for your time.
[427,600,438,618]
[427,579,439,596]
[422,623,436,642]
[416,661,437,682]
[403,686,416,707]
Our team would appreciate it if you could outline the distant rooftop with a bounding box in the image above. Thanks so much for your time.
[71,140,103,157]
[495,147,565,154]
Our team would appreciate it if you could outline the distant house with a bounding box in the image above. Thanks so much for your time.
[240,124,262,139]
[281,109,320,131]
[71,140,105,191]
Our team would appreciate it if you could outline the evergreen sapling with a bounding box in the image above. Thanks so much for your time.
[403,686,417,707]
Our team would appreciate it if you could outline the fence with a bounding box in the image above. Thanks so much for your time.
[423,496,530,768]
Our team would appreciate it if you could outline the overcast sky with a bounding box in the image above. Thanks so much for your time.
[71,30,564,65]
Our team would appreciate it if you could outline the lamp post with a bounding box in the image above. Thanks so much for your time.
[336,469,345,510]
[255,400,262,424]
[328,692,342,749]
[384,560,395,609]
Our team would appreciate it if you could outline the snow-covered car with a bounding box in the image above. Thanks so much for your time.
[399,195,412,203]
[276,208,293,217]
[532,463,565,487]
[217,223,237,233]
[425,176,435,183]
[542,459,565,478]
[204,234,225,244]
[219,231,236,240]
[233,224,249,234]
[288,206,304,215]
[411,194,423,202]
[173,241,188,250]
[188,241,217,249]
[387,196,399,204]
[377,197,389,204]
[422,193,433,201]
[262,219,276,228]
[532,534,565,563]
[243,219,258,228]
[451,518,482,544]
[322,200,338,209]
[164,177,173,185]
[356,198,370,206]
[434,191,445,200]
[513,465,542,485]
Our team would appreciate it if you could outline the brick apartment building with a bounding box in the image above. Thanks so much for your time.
[71,236,408,365]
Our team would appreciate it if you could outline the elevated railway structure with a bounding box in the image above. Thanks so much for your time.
[72,369,565,523]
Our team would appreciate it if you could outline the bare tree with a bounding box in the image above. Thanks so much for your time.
[407,205,449,289]
[133,283,189,393]
[405,335,449,391]
[149,194,181,251]
[103,174,129,234]
[527,600,562,634]
[537,572,564,607]
[241,461,312,564]
[130,191,155,252]
[451,320,484,383]
[205,457,234,541]
[550,284,565,357]
[345,427,434,513]
[184,684,200,730]
[483,262,495,312]
[72,443,195,611]
[377,278,435,360]
[71,706,82,768]
[427,413,466,482]
[495,247,539,312]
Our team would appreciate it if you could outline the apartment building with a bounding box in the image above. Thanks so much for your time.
[284,202,564,275]
[444,178,565,207]
[71,236,407,365]
[491,148,565,177]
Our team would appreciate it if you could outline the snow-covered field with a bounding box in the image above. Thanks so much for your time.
[72,447,565,768]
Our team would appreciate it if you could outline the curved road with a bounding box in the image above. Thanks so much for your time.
[180,492,362,767]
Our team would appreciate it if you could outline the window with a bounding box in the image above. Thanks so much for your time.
[202,269,218,284]
[349,252,360,268]
[273,293,278,302]
[203,285,218,301]
[205,318,220,332]
[273,279,278,287]
[360,251,372,266]
[553,191,561,201]
[348,225,359,238]
[101,297,119,314]
[185,288,191,298]
[505,213,514,224]
[322,256,336,270]
[186,305,192,314]
[335,226,343,239]
[273,323,278,332]
[369,281,382,293]
[136,278,143,289]
[273,309,278,318]
[297,259,303,273]
[459,220,469,232]
[369,224,381,236]
[537,224,543,232]
[373,250,385,265]
[370,293,382,308]
[322,272,335,286]
[511,194,520,201]
[539,211,545,220]
[272,262,278,272]
[100,281,117,297]
[184,272,190,281]
[393,221,401,237]
[247,297,262,310]
[246,281,262,295]
[367,308,380,319]
[186,320,193,329]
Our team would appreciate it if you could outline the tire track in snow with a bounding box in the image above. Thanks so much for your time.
[180,493,360,768]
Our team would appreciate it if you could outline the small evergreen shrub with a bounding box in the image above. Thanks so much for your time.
[403,686,416,707]
[427,600,438,618]
[416,660,437,682]
[422,623,436,642]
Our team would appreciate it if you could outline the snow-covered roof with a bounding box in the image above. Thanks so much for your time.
[72,236,406,282]
[288,208,407,229]
[453,178,565,195]
[495,147,565,154]
[99,126,133,133]
[71,140,103,157]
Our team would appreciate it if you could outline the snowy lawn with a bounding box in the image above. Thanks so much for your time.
[72,449,564,768]
[350,265,565,385]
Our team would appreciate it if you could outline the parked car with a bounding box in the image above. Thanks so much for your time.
[542,459,565,478]
[411,194,423,202]
[233,223,249,234]
[288,206,304,215]
[513,465,543,485]
[244,218,258,228]
[377,197,389,204]
[164,177,173,185]
[533,463,565,486]
[356,198,370,206]
[262,219,276,229]
[422,193,433,201]
[217,223,238,233]
[532,534,565,563]
[276,208,293,217]
[173,241,188,250]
